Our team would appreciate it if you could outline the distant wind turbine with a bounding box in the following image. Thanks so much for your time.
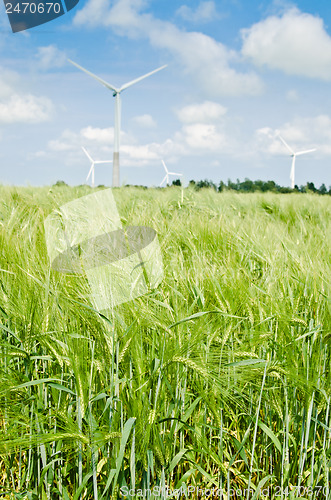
[278,135,316,189]
[160,160,183,187]
[69,59,167,187]
[82,147,112,188]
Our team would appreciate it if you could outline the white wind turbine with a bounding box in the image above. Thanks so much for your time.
[278,135,316,189]
[160,160,183,187]
[69,59,167,188]
[82,147,112,188]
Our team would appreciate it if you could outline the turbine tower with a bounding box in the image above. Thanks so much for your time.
[69,60,167,187]
[278,135,316,189]
[160,160,183,187]
[82,147,112,188]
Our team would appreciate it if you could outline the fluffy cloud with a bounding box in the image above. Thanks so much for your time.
[150,25,262,96]
[242,8,331,80]
[132,114,157,128]
[255,115,331,156]
[176,1,218,23]
[0,69,19,99]
[48,129,81,152]
[286,89,299,102]
[81,126,114,143]
[48,127,112,152]
[46,124,186,168]
[173,101,230,152]
[36,45,67,70]
[0,94,53,124]
[74,0,263,97]
[45,101,233,170]
[0,66,54,124]
[179,123,226,150]
[176,101,226,123]
[74,0,147,36]
[0,78,14,100]
[122,144,160,161]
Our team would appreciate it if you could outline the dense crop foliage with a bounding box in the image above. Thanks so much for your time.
[0,185,330,499]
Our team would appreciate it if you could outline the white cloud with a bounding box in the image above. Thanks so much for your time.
[132,114,156,128]
[45,108,233,170]
[0,68,19,99]
[81,126,114,143]
[242,8,331,80]
[46,123,187,168]
[286,89,299,102]
[36,45,67,70]
[148,22,263,97]
[176,1,218,23]
[0,79,13,100]
[48,126,127,157]
[74,0,148,36]
[74,0,263,97]
[0,94,53,124]
[122,144,159,161]
[178,123,226,151]
[48,127,112,153]
[255,127,284,155]
[48,129,80,152]
[176,101,226,124]
[256,115,331,156]
[0,66,54,125]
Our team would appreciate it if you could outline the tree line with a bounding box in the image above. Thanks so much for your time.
[174,178,331,194]
[52,179,331,194]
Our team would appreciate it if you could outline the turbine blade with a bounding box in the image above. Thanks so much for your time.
[278,134,295,155]
[160,175,167,187]
[69,59,120,93]
[120,65,167,92]
[82,146,93,163]
[295,149,316,156]
[86,164,94,181]
[161,159,168,174]
[168,172,183,176]
[94,160,113,164]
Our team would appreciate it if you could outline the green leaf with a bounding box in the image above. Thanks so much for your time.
[72,472,94,500]
[169,310,246,328]
[168,448,187,472]
[90,392,108,403]
[0,323,20,342]
[250,475,273,500]
[101,417,136,498]
[8,378,63,393]
[225,359,266,367]
[48,383,76,396]
[258,421,282,454]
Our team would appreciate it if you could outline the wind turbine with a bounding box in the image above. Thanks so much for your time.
[277,135,316,189]
[69,59,167,187]
[82,147,112,188]
[160,160,183,187]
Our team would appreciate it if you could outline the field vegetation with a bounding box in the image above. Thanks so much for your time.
[0,185,330,499]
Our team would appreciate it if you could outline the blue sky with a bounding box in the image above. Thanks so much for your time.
[1,0,331,188]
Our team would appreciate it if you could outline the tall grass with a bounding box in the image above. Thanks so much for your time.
[0,185,330,499]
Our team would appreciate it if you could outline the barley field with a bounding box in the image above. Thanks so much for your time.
[0,185,330,499]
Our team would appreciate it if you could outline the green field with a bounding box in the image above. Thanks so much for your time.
[0,185,330,499]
